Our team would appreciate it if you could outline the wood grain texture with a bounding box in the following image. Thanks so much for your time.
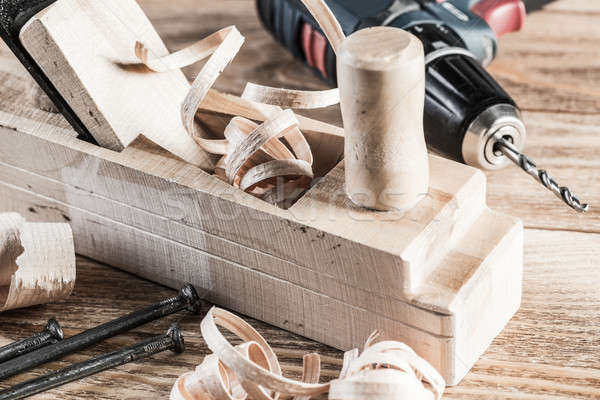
[338,27,429,211]
[484,3,600,228]
[0,212,75,313]
[0,121,522,384]
[0,0,598,398]
[19,0,213,169]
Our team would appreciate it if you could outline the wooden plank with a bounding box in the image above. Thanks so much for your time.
[491,9,600,115]
[0,160,524,382]
[0,109,506,309]
[485,228,600,369]
[0,175,522,385]
[0,180,463,383]
[542,0,600,14]
[0,159,455,337]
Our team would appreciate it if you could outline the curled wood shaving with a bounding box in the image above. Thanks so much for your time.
[242,83,340,109]
[171,307,445,400]
[133,0,350,205]
[171,307,328,400]
[198,90,345,139]
[329,332,445,400]
[135,28,229,73]
[135,26,321,206]
[0,213,75,312]
[240,160,313,192]
[299,0,345,54]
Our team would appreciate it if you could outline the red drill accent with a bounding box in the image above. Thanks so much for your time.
[472,0,526,37]
[301,23,315,67]
[311,30,328,78]
[300,23,328,79]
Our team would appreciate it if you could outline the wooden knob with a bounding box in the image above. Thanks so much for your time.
[337,27,429,211]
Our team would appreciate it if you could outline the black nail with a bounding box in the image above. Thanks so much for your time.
[0,284,200,380]
[0,319,63,364]
[0,324,185,400]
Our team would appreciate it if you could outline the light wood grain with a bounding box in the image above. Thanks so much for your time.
[338,27,429,211]
[0,212,75,312]
[0,0,598,398]
[20,0,212,168]
[0,122,522,384]
[0,6,525,381]
[0,228,597,399]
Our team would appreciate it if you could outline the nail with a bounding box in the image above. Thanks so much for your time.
[0,319,63,364]
[0,284,200,380]
[0,324,185,400]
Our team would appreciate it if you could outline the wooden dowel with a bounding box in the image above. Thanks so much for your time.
[337,27,429,211]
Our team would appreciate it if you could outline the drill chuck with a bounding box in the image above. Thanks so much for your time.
[462,104,526,170]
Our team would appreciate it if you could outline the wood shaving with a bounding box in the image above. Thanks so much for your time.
[329,331,445,400]
[299,0,345,54]
[170,307,445,400]
[132,0,353,206]
[135,26,330,206]
[242,83,340,109]
[0,213,75,312]
[198,89,344,139]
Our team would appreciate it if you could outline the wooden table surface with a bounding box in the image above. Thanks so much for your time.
[1,0,599,398]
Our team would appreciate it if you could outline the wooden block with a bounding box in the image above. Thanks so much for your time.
[0,20,523,383]
[19,0,212,169]
[0,105,487,304]
[0,179,521,385]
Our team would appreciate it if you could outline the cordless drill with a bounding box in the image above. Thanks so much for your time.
[257,0,528,171]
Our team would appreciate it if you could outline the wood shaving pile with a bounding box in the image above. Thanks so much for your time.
[135,24,340,206]
[170,307,444,400]
[131,0,352,206]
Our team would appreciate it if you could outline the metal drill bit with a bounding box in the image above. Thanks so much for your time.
[0,324,185,400]
[494,137,589,212]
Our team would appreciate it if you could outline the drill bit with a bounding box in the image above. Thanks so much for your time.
[494,137,589,212]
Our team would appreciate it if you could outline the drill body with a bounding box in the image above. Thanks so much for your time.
[257,0,528,170]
